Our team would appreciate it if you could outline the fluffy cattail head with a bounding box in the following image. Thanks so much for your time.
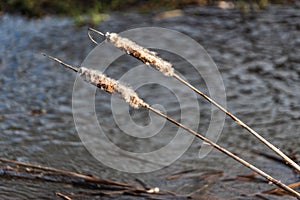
[105,32,174,77]
[79,67,147,109]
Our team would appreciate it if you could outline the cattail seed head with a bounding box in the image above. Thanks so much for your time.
[106,32,174,77]
[79,67,147,108]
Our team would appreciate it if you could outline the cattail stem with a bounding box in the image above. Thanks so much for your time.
[42,53,147,109]
[88,28,174,76]
[43,54,300,199]
[173,73,300,173]
[88,28,300,173]
[41,53,79,72]
[146,105,300,199]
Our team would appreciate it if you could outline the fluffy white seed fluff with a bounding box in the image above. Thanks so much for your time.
[106,32,174,77]
[79,67,147,109]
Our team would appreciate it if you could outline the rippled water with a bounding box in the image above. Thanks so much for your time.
[0,5,299,199]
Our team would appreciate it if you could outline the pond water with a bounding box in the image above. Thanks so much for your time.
[0,5,299,199]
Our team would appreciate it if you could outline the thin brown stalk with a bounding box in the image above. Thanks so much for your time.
[146,105,300,199]
[173,73,300,173]
[42,53,146,109]
[41,53,79,72]
[0,158,132,188]
[263,181,300,196]
[87,28,300,173]
[0,159,167,198]
[43,54,300,199]
[56,192,72,200]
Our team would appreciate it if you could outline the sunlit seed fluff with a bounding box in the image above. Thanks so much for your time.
[106,32,174,77]
[79,67,147,109]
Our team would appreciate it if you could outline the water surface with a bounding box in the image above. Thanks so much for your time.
[0,5,299,199]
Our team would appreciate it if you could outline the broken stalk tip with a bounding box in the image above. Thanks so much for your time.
[42,52,79,72]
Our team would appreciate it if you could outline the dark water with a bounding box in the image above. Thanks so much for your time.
[0,5,299,199]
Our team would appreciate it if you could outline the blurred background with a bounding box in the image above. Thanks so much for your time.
[0,0,298,23]
[0,0,299,199]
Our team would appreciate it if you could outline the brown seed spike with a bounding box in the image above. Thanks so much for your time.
[79,67,147,109]
[105,32,174,77]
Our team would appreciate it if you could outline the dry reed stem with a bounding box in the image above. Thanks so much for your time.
[173,73,300,173]
[0,158,165,198]
[146,105,300,199]
[87,28,300,173]
[44,54,300,199]
[0,158,131,187]
[56,193,72,200]
[42,53,147,109]
[79,67,147,109]
[88,28,174,76]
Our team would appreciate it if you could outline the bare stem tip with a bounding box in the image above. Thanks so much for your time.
[88,27,105,36]
[88,27,105,44]
[41,52,79,72]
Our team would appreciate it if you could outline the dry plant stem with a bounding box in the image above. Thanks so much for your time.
[87,28,300,173]
[43,54,300,199]
[41,53,79,72]
[0,158,131,187]
[172,74,300,173]
[146,105,300,199]
[0,158,166,197]
[88,28,174,76]
[42,53,146,109]
[56,193,72,200]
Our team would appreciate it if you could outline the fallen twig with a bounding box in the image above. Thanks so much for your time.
[56,192,72,200]
[263,181,300,197]
[0,158,175,199]
[0,158,131,188]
